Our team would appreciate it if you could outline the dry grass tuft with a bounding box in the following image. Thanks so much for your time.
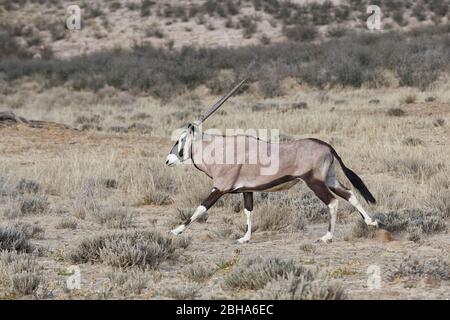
[0,226,34,253]
[387,108,406,117]
[107,269,150,295]
[353,208,446,242]
[69,229,190,269]
[185,263,216,283]
[388,256,450,281]
[384,156,445,180]
[16,179,40,194]
[90,205,135,229]
[257,273,346,300]
[162,283,201,300]
[2,195,49,218]
[11,222,44,240]
[402,137,424,146]
[403,94,416,104]
[0,251,42,296]
[224,257,313,290]
[55,218,78,230]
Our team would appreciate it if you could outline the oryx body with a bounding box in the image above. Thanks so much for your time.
[166,79,379,243]
[168,130,378,243]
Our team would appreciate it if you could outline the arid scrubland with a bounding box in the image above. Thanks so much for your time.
[1,0,450,300]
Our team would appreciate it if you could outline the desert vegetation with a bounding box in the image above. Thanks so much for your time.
[1,25,450,100]
[0,0,449,300]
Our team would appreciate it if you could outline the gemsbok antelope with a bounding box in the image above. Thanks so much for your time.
[166,79,379,243]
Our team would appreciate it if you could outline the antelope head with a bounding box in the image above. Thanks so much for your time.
[165,123,197,166]
[166,78,247,167]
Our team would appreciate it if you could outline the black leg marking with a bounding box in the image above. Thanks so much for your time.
[201,188,225,210]
[243,192,253,211]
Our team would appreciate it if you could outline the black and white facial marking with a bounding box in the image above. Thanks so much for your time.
[165,124,195,166]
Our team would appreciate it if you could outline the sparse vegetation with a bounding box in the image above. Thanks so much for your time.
[257,273,346,300]
[1,26,450,98]
[353,209,446,242]
[107,269,150,295]
[224,257,313,290]
[186,263,216,283]
[90,205,135,229]
[55,218,78,230]
[0,227,34,253]
[388,256,450,281]
[11,222,44,240]
[0,251,42,296]
[387,108,406,117]
[1,0,450,300]
[402,137,424,146]
[162,283,201,300]
[69,229,190,269]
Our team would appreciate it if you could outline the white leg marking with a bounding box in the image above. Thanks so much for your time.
[190,205,207,222]
[237,209,252,244]
[348,192,378,226]
[320,199,338,243]
[171,224,186,235]
[171,205,207,235]
[320,231,333,243]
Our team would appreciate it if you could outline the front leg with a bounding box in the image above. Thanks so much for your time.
[171,187,224,235]
[237,192,253,244]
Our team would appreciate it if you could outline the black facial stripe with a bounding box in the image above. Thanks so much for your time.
[179,139,185,158]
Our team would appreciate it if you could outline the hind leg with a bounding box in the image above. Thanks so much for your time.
[326,169,378,227]
[305,179,338,243]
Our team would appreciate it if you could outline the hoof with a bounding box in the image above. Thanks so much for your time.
[365,219,379,227]
[237,237,250,244]
[317,232,333,243]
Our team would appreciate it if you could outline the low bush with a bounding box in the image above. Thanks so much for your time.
[353,209,446,241]
[224,257,313,290]
[185,263,216,283]
[107,269,150,295]
[257,273,345,300]
[1,26,449,96]
[90,205,135,229]
[0,227,34,252]
[69,229,190,269]
[388,256,449,281]
[0,251,42,296]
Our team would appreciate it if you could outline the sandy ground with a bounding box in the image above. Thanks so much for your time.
[0,119,449,299]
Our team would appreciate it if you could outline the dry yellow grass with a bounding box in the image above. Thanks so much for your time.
[1,1,450,299]
[0,77,449,299]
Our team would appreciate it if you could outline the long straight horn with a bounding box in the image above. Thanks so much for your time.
[195,78,247,125]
